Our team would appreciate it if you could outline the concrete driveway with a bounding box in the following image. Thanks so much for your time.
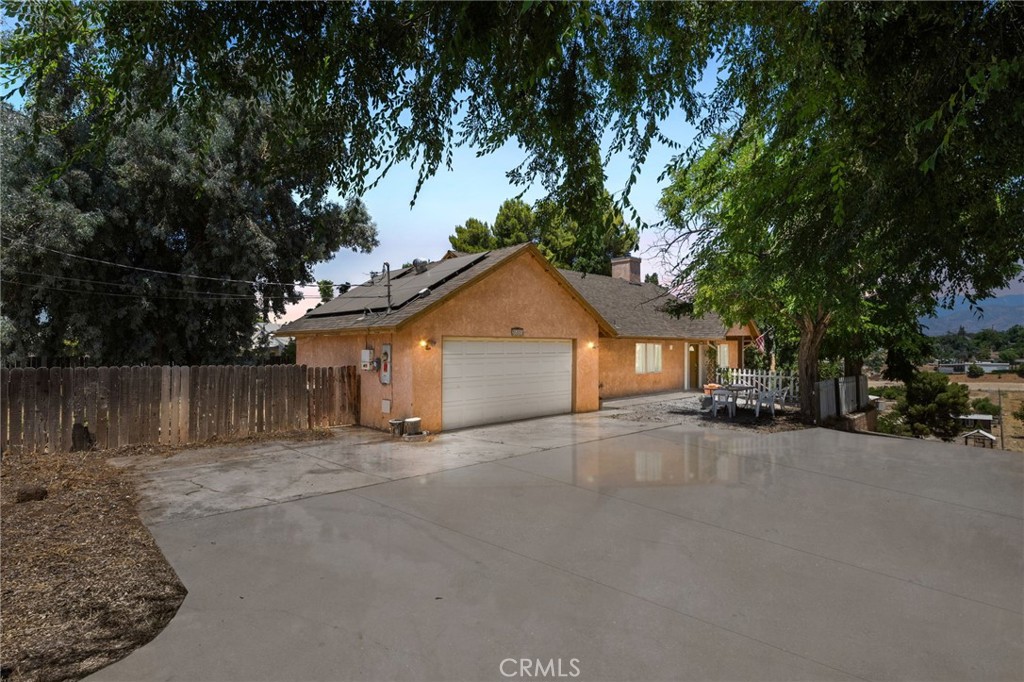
[94,405,1022,681]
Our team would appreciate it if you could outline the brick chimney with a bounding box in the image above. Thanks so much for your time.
[610,256,641,284]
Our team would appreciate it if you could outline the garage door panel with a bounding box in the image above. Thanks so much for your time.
[443,339,572,430]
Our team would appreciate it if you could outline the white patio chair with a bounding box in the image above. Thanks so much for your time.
[711,389,736,418]
[755,388,789,418]
[754,389,777,418]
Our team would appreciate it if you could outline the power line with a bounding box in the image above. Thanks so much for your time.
[0,237,370,291]
[2,268,256,298]
[2,269,394,302]
[1,278,266,302]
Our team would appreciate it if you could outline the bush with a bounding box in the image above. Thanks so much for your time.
[970,397,1001,416]
[818,358,844,380]
[1013,402,1024,423]
[966,363,985,378]
[878,384,906,400]
[876,410,911,437]
[903,372,971,441]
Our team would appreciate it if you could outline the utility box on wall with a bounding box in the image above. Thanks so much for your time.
[360,349,373,371]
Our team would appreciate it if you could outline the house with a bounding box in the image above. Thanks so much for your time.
[254,322,292,356]
[277,244,737,432]
[958,413,995,430]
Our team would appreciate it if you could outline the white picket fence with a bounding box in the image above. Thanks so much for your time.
[715,368,799,401]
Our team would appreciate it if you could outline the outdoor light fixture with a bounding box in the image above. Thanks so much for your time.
[419,338,435,350]
[689,345,696,352]
[587,341,598,350]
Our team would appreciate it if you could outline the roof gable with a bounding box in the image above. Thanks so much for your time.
[277,244,615,336]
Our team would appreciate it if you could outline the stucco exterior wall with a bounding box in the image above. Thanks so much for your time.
[295,250,600,432]
[598,337,687,399]
[296,330,417,432]
[408,252,600,432]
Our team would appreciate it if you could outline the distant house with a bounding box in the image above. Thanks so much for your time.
[278,244,738,432]
[958,413,995,430]
[254,322,292,357]
[936,361,1011,374]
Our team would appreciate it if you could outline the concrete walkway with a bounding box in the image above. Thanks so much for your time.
[95,414,1022,681]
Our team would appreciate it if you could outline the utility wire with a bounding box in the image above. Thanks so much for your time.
[2,270,393,302]
[1,279,274,302]
[0,237,374,291]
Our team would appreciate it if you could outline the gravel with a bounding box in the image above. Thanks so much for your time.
[606,395,808,433]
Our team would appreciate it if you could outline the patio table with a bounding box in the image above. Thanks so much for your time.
[723,384,756,409]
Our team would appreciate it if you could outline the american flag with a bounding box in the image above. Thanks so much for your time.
[754,333,767,354]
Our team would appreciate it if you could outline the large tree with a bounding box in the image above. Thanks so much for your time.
[448,195,637,275]
[1,101,378,364]
[0,2,723,229]
[3,2,1021,398]
[658,4,1023,419]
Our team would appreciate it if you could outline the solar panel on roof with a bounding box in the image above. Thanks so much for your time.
[305,251,488,318]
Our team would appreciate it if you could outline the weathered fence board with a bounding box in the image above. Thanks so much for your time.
[108,368,121,448]
[0,369,8,453]
[47,368,61,453]
[96,367,110,449]
[61,368,74,451]
[9,370,24,452]
[817,379,838,422]
[858,375,870,410]
[1,365,358,453]
[837,376,858,416]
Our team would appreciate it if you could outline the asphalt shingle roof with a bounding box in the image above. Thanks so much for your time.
[277,242,725,340]
[277,244,531,335]
[557,270,727,340]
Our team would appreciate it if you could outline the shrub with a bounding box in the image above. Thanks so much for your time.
[903,372,971,441]
[876,410,911,437]
[966,363,985,378]
[1013,402,1024,423]
[970,397,1001,416]
[878,384,906,400]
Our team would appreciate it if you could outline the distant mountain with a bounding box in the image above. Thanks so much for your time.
[920,294,1024,335]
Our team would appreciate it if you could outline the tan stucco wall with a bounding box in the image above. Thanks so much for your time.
[598,337,687,399]
[296,330,417,432]
[296,250,600,432]
[599,338,740,398]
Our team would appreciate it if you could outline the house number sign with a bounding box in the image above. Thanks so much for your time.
[511,327,525,337]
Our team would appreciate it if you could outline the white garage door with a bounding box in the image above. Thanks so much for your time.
[442,339,573,430]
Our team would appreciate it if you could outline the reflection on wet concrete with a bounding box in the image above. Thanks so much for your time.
[571,432,778,493]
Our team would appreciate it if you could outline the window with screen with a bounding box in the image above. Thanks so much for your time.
[635,343,663,374]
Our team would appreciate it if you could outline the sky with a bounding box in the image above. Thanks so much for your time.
[281,110,700,323]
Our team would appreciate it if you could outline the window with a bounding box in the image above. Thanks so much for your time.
[635,343,663,374]
[717,343,730,368]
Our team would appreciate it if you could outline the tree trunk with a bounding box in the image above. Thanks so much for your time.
[844,356,863,377]
[796,309,832,423]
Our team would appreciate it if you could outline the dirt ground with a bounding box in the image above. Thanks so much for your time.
[609,394,807,433]
[0,447,186,682]
[971,389,1024,453]
[870,375,1024,453]
[1,428,335,682]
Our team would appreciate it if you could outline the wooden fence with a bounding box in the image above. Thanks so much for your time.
[816,375,872,422]
[1,365,359,454]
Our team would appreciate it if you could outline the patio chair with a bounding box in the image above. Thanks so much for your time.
[711,389,736,418]
[755,388,789,418]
